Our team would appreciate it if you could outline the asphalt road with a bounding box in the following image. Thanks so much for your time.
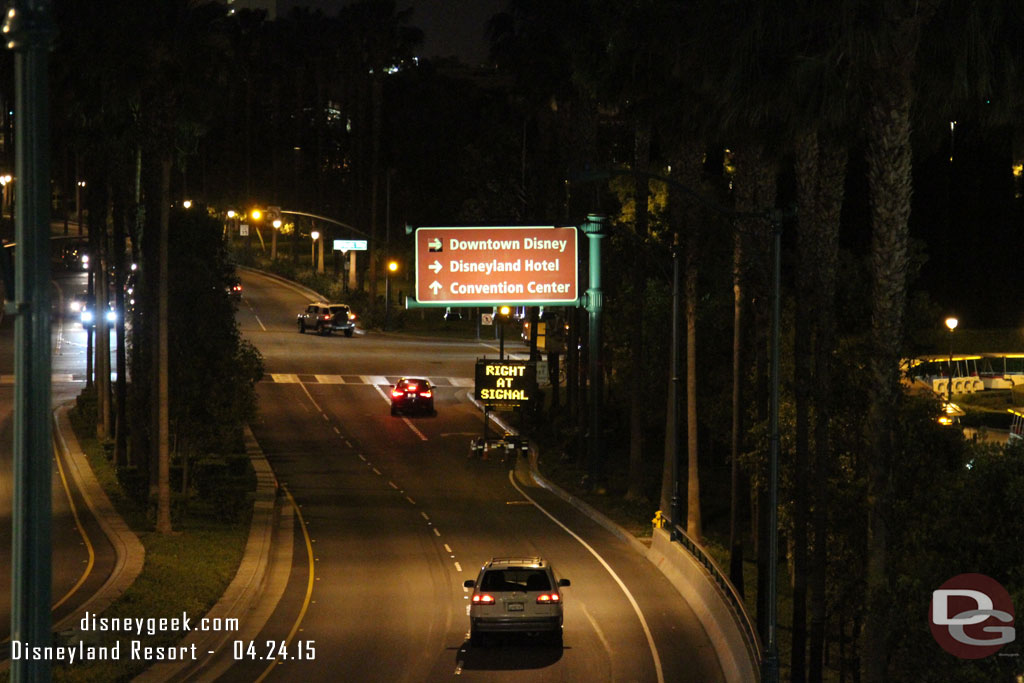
[231,270,725,683]
[0,268,116,646]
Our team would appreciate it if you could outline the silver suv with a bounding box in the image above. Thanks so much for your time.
[297,302,356,336]
[463,557,570,647]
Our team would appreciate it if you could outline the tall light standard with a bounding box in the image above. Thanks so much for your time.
[310,230,319,269]
[945,316,958,399]
[271,218,281,260]
[384,260,398,330]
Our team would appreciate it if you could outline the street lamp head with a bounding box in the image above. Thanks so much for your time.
[945,317,959,332]
[251,209,262,221]
[311,231,320,241]
[227,210,236,219]
[273,219,282,229]
[388,260,398,272]
[182,199,192,209]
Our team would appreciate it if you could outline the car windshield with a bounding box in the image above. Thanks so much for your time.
[480,569,551,592]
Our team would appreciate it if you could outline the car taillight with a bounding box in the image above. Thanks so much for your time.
[348,313,357,320]
[391,389,404,398]
[420,390,432,398]
[536,593,560,603]
[472,594,495,605]
[321,314,330,320]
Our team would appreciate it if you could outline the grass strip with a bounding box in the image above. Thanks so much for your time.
[46,406,251,683]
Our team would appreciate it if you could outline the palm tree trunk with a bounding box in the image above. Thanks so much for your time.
[112,177,128,468]
[685,233,700,541]
[729,225,745,595]
[625,121,651,499]
[862,80,914,683]
[156,154,173,535]
[790,130,819,683]
[809,139,846,683]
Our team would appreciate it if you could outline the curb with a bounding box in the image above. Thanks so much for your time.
[0,404,149,675]
[53,402,146,633]
[236,265,324,302]
[134,426,279,682]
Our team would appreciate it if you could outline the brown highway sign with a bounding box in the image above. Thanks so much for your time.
[414,226,579,305]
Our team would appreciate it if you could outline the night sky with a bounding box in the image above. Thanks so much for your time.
[280,0,506,65]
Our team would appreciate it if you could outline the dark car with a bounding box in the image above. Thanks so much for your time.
[390,377,435,416]
[297,302,357,336]
[227,280,243,300]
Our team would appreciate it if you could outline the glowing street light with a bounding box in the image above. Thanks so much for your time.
[384,260,399,330]
[945,316,958,398]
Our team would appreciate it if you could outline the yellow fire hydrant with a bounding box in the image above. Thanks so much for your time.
[652,510,666,529]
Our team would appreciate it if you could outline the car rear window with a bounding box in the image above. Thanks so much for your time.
[480,569,551,592]
[329,306,350,316]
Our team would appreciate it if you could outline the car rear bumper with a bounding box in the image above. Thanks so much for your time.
[471,616,561,633]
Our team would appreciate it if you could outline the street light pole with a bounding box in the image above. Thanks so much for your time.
[384,260,397,330]
[945,317,958,399]
[8,2,55,678]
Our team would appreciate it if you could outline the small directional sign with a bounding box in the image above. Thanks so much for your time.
[415,226,578,306]
[334,239,368,252]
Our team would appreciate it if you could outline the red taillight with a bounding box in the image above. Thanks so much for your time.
[472,594,495,605]
[348,313,357,320]
[420,390,432,398]
[321,314,330,320]
[391,389,404,398]
[536,593,561,604]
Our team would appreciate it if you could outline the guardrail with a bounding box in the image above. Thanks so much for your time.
[671,523,763,673]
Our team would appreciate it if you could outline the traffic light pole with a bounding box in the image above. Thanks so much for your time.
[7,3,54,681]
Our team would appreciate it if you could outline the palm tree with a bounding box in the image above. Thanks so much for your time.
[337,1,422,308]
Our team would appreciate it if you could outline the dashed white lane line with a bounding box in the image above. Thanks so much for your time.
[444,544,453,554]
[421,512,430,521]
[454,562,462,572]
[433,528,441,537]
[406,496,416,505]
[388,481,398,490]
[372,467,381,476]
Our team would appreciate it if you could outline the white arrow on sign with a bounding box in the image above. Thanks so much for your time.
[428,238,443,251]
[429,281,442,295]
[429,259,442,273]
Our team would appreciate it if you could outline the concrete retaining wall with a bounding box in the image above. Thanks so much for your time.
[646,528,760,683]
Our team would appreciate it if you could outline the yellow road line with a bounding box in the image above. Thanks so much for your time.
[255,484,315,682]
[51,434,95,610]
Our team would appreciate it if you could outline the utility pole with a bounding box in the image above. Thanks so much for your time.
[7,2,54,680]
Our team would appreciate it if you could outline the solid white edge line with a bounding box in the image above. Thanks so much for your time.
[507,469,665,683]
